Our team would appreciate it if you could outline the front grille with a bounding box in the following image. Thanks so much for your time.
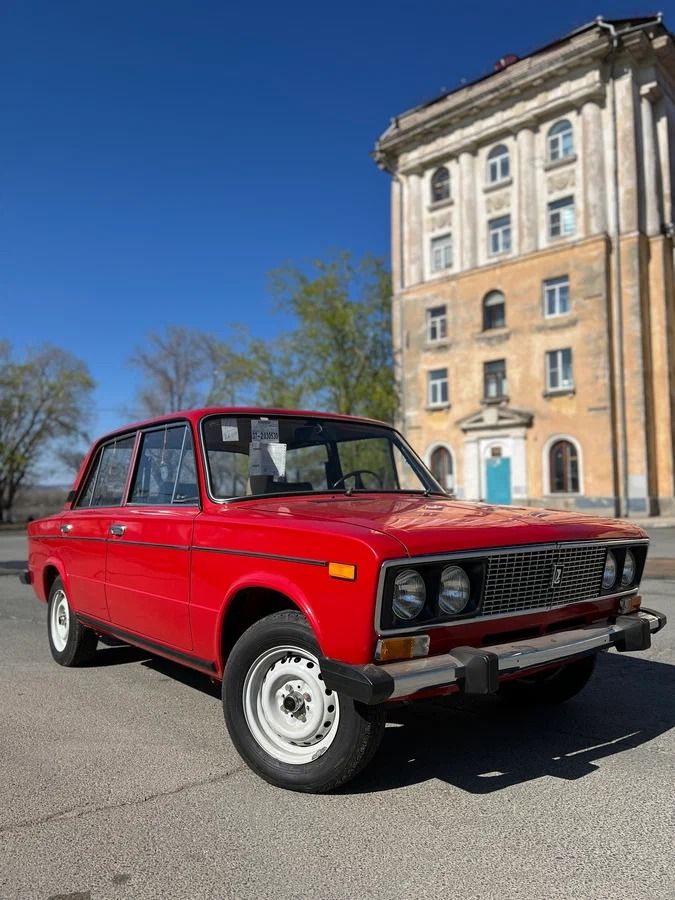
[481,544,607,617]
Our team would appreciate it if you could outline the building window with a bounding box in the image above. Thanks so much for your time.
[428,368,449,407]
[549,439,579,493]
[483,290,506,330]
[547,119,574,162]
[488,216,511,256]
[426,305,448,343]
[484,359,507,400]
[548,196,576,239]
[543,276,570,317]
[546,348,573,391]
[487,144,510,183]
[430,446,454,491]
[430,166,450,203]
[430,233,453,272]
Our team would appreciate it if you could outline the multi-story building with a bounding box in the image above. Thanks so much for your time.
[374,16,675,516]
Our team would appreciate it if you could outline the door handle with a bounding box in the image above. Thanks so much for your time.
[60,524,72,534]
[109,524,126,537]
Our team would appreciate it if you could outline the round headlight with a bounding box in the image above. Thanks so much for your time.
[621,550,636,587]
[438,566,471,615]
[392,569,426,620]
[602,551,617,590]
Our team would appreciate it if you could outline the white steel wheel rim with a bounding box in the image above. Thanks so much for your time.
[243,645,340,765]
[50,589,70,652]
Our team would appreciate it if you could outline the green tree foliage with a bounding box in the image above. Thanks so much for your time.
[266,253,397,421]
[0,342,94,521]
[132,254,397,424]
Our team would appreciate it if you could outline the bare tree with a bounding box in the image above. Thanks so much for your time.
[129,326,218,416]
[0,342,94,522]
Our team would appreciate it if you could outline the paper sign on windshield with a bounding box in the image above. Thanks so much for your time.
[251,419,280,442]
[249,441,286,479]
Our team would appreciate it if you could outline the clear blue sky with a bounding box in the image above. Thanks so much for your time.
[2,2,672,447]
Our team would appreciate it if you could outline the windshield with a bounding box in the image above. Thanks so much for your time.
[201,414,445,500]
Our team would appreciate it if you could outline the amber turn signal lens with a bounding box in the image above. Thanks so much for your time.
[618,594,642,614]
[328,562,357,581]
[375,635,430,662]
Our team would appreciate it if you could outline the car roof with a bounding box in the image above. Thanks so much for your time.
[97,407,394,442]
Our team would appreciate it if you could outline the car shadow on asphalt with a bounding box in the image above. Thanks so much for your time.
[343,652,675,795]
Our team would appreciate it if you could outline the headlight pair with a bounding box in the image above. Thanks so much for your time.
[392,565,470,621]
[602,549,637,591]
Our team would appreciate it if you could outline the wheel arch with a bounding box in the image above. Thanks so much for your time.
[217,575,324,674]
[42,560,67,603]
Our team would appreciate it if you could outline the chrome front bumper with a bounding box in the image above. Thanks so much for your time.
[321,608,667,705]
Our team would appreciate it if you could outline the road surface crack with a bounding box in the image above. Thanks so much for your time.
[0,766,245,836]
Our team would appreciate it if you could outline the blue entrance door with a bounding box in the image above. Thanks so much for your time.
[486,457,511,505]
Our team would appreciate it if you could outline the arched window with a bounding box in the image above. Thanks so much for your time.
[547,120,574,162]
[483,290,506,330]
[430,446,454,491]
[487,144,509,183]
[430,166,450,203]
[549,439,579,493]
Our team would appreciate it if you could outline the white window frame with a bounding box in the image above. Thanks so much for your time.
[426,305,448,343]
[542,434,584,496]
[488,216,511,256]
[484,359,507,400]
[427,368,449,408]
[487,145,510,184]
[430,233,453,273]
[425,442,455,492]
[430,166,451,204]
[548,196,576,239]
[547,120,574,162]
[543,276,570,318]
[546,348,574,392]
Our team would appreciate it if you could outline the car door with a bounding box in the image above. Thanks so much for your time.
[104,422,199,651]
[57,434,137,620]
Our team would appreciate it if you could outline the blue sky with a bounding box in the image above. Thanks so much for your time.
[3,1,672,450]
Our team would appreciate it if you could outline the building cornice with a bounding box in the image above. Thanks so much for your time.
[374,21,673,173]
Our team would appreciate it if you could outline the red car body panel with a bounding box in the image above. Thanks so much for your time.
[25,407,648,685]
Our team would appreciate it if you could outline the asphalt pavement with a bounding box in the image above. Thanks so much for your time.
[1,530,673,900]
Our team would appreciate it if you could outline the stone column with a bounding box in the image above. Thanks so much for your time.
[517,124,537,254]
[639,83,662,236]
[459,149,477,270]
[390,176,403,289]
[614,66,639,234]
[581,99,607,235]
[462,437,480,501]
[405,170,423,285]
[511,433,528,503]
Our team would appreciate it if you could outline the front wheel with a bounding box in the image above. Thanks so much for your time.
[223,611,385,793]
[499,653,596,705]
[47,577,98,667]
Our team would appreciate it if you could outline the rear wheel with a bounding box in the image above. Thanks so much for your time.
[499,654,596,705]
[223,610,385,793]
[47,578,98,667]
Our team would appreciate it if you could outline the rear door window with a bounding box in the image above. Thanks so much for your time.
[80,435,136,507]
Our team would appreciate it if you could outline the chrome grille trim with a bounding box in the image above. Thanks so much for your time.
[375,539,648,636]
[482,544,607,616]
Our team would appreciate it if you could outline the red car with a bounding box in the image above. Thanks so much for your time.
[22,408,666,792]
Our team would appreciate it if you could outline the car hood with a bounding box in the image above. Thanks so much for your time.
[242,494,646,557]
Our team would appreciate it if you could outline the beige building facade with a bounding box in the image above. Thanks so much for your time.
[375,17,675,516]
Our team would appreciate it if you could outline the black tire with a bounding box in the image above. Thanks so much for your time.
[499,653,596,705]
[223,610,385,793]
[47,577,98,667]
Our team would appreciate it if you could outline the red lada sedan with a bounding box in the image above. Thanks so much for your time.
[22,408,666,792]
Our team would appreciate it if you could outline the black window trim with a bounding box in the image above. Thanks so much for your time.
[125,420,201,509]
[198,412,444,505]
[72,417,201,511]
